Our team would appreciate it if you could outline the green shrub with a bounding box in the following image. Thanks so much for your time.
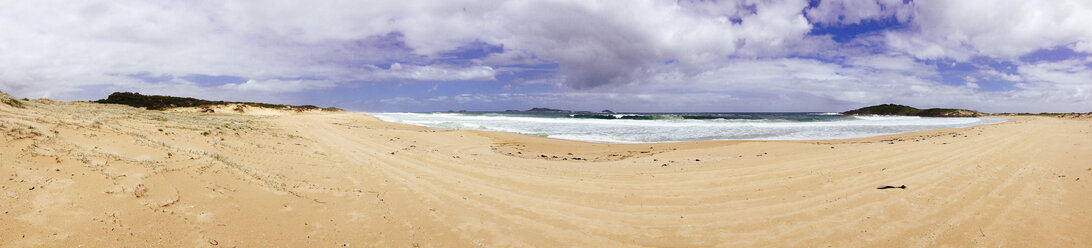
[94,92,338,111]
[3,98,24,108]
[843,104,981,117]
[842,104,919,115]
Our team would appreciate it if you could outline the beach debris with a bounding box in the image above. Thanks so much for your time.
[661,164,668,167]
[876,185,906,190]
[694,159,700,162]
[133,184,147,197]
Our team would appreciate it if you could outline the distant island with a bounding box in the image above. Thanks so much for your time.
[95,92,342,112]
[842,104,981,117]
[525,108,572,113]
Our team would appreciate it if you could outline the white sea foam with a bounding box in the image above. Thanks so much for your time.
[370,112,1007,143]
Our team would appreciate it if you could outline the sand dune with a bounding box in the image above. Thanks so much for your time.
[2,99,1090,247]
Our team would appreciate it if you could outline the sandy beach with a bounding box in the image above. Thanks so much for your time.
[2,99,1091,247]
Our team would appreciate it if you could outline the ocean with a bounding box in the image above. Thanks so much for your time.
[371,112,1007,143]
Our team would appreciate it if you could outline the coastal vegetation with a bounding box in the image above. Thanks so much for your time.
[1,91,24,108]
[3,98,23,108]
[842,104,982,117]
[95,92,343,112]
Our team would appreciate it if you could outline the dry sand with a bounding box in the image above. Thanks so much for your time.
[2,98,1091,247]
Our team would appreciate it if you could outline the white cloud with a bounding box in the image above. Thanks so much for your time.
[0,0,1089,113]
[1017,59,1092,103]
[980,70,1024,82]
[806,0,914,25]
[963,76,978,83]
[1075,41,1092,53]
[218,79,336,93]
[667,58,970,105]
[844,54,938,76]
[890,0,1092,60]
[379,63,496,81]
[0,0,824,99]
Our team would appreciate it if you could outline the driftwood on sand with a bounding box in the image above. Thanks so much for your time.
[876,185,907,189]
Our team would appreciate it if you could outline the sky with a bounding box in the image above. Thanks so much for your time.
[2,0,1091,113]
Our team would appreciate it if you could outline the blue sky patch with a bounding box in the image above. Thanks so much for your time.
[441,41,504,61]
[1020,46,1087,63]
[809,16,908,43]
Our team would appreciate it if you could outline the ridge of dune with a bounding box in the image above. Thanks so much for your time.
[166,103,336,116]
[2,98,1091,247]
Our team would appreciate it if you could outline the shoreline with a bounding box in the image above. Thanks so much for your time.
[462,114,1015,163]
[369,111,1011,144]
[2,101,1090,247]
